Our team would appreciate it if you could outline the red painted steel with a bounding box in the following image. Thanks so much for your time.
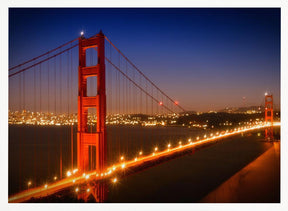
[265,94,273,140]
[77,31,107,173]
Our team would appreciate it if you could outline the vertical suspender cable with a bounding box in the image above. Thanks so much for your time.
[33,65,36,187]
[54,55,57,178]
[47,54,50,178]
[59,52,62,179]
[70,43,74,170]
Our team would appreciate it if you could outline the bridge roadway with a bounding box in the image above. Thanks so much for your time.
[8,122,280,203]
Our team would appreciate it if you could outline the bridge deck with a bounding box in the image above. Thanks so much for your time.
[8,123,280,203]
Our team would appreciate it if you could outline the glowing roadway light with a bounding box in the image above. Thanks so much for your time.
[168,143,171,148]
[82,173,86,177]
[75,187,79,193]
[154,147,158,152]
[204,134,207,138]
[120,156,124,161]
[73,169,78,174]
[27,181,32,189]
[113,178,117,183]
[67,171,72,177]
[112,166,116,171]
[44,184,48,189]
[139,151,143,156]
[85,175,90,179]
[121,163,126,169]
[72,179,76,183]
[8,123,278,203]
[188,138,191,143]
[54,176,57,181]
[196,137,199,140]
[134,157,138,161]
[87,188,90,193]
[152,153,155,156]
[101,173,103,177]
[265,92,268,96]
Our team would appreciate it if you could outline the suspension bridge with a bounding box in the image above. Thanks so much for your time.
[8,31,280,203]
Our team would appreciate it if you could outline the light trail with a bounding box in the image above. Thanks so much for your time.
[8,122,280,203]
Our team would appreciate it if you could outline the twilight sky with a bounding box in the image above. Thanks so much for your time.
[9,8,280,112]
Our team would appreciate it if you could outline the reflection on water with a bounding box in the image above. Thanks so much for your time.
[9,125,204,196]
[9,125,280,202]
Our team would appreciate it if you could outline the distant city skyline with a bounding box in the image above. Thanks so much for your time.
[9,8,280,112]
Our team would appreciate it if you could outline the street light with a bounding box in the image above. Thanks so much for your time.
[27,181,32,189]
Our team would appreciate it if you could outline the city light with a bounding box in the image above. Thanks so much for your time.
[121,163,126,169]
[44,184,48,189]
[154,147,158,151]
[80,31,84,36]
[139,151,143,155]
[67,171,72,177]
[113,178,117,183]
[54,176,57,180]
[75,187,79,192]
[120,156,124,161]
[87,188,90,192]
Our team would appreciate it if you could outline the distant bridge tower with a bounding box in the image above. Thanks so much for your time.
[77,31,107,173]
[264,93,273,140]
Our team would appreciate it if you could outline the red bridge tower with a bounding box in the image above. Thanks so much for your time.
[77,31,107,173]
[264,93,273,140]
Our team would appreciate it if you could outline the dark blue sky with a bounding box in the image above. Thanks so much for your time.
[9,8,280,111]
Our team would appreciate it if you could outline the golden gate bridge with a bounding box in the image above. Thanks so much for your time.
[8,31,279,203]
